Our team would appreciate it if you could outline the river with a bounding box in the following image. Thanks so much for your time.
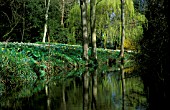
[0,63,147,110]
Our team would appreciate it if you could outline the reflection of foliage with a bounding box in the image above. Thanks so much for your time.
[0,58,147,109]
[0,79,46,109]
[125,76,147,108]
[98,72,122,109]
[98,65,147,109]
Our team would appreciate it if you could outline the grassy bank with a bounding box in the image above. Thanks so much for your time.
[0,42,135,83]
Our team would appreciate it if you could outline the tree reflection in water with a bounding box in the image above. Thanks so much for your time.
[83,66,89,110]
[0,63,148,110]
[45,84,51,110]
[120,64,125,110]
[82,66,98,110]
[91,67,98,110]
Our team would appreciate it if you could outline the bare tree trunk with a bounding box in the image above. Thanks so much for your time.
[80,0,88,61]
[43,0,51,43]
[21,1,25,42]
[120,0,125,62]
[90,0,97,60]
[61,0,65,27]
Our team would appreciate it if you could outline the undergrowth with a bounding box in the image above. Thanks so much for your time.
[0,42,136,103]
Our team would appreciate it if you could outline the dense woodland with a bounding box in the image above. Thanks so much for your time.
[0,0,146,49]
[139,0,169,109]
[0,0,169,109]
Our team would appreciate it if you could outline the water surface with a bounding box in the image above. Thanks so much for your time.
[0,65,147,110]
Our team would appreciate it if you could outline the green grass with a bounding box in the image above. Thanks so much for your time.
[0,42,134,83]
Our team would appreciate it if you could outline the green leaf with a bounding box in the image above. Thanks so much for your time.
[39,70,46,77]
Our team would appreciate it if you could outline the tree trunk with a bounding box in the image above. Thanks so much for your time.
[80,0,88,61]
[120,0,125,62]
[90,0,97,60]
[43,0,51,43]
[21,1,25,42]
[61,0,65,27]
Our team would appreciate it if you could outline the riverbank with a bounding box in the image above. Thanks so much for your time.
[0,42,136,81]
[0,42,138,106]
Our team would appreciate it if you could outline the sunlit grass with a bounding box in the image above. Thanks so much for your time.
[0,42,135,97]
[0,42,135,79]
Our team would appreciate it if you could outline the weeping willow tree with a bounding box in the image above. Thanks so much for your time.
[67,0,146,50]
[95,0,146,50]
[66,4,81,44]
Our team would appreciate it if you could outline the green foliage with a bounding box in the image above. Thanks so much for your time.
[66,3,82,44]
[0,42,133,79]
[138,1,169,108]
[0,0,147,50]
[66,0,147,49]
[0,43,85,77]
[0,47,37,84]
[0,0,71,43]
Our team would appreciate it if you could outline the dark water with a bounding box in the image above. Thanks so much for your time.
[0,65,147,110]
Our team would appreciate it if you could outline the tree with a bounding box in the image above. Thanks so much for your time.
[90,0,97,61]
[140,0,169,109]
[61,0,65,27]
[67,0,144,49]
[66,3,82,44]
[80,0,89,61]
[42,0,51,43]
[21,1,26,42]
[120,0,125,62]
[0,0,22,41]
